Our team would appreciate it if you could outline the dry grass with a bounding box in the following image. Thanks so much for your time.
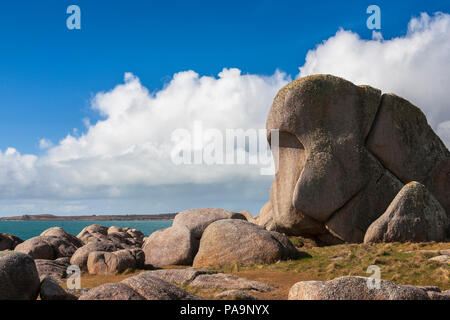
[66,242,450,300]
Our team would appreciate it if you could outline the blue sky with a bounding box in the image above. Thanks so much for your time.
[0,1,449,216]
[1,0,448,154]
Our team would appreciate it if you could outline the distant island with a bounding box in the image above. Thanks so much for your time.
[0,213,177,221]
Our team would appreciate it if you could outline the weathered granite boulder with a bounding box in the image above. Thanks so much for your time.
[78,283,146,300]
[173,208,246,239]
[143,208,247,267]
[366,93,450,216]
[35,257,71,282]
[14,235,79,260]
[77,224,145,248]
[255,201,275,231]
[121,272,202,300]
[87,248,145,274]
[189,273,274,292]
[39,277,77,300]
[14,237,55,260]
[77,224,108,244]
[364,182,449,243]
[288,276,430,300]
[0,233,23,251]
[107,226,145,247]
[143,225,196,267]
[0,251,41,300]
[193,219,300,268]
[146,268,274,293]
[79,271,203,300]
[145,268,214,286]
[70,240,126,270]
[40,227,83,248]
[258,75,449,243]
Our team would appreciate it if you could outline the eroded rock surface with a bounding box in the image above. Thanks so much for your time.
[288,276,430,300]
[35,257,71,282]
[87,248,145,274]
[79,271,203,300]
[257,75,449,243]
[193,219,300,268]
[0,233,23,251]
[147,268,274,293]
[143,208,246,267]
[364,182,449,243]
[0,251,41,300]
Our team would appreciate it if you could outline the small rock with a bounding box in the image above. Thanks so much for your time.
[428,255,450,264]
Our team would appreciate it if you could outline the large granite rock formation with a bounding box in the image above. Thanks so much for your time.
[258,75,450,243]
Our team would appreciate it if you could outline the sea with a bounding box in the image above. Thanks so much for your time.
[0,220,173,240]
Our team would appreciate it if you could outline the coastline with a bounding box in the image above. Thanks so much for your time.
[0,213,177,221]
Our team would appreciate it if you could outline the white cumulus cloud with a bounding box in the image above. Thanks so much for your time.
[0,69,288,204]
[298,12,450,147]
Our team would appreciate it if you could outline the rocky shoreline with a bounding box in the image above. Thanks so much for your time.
[0,213,177,221]
[0,208,449,300]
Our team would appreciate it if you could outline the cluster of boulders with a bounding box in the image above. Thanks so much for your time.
[0,208,302,300]
[142,208,300,268]
[9,225,146,277]
[255,75,450,244]
[0,224,153,300]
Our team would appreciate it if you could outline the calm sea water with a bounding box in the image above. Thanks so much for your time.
[0,220,173,240]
